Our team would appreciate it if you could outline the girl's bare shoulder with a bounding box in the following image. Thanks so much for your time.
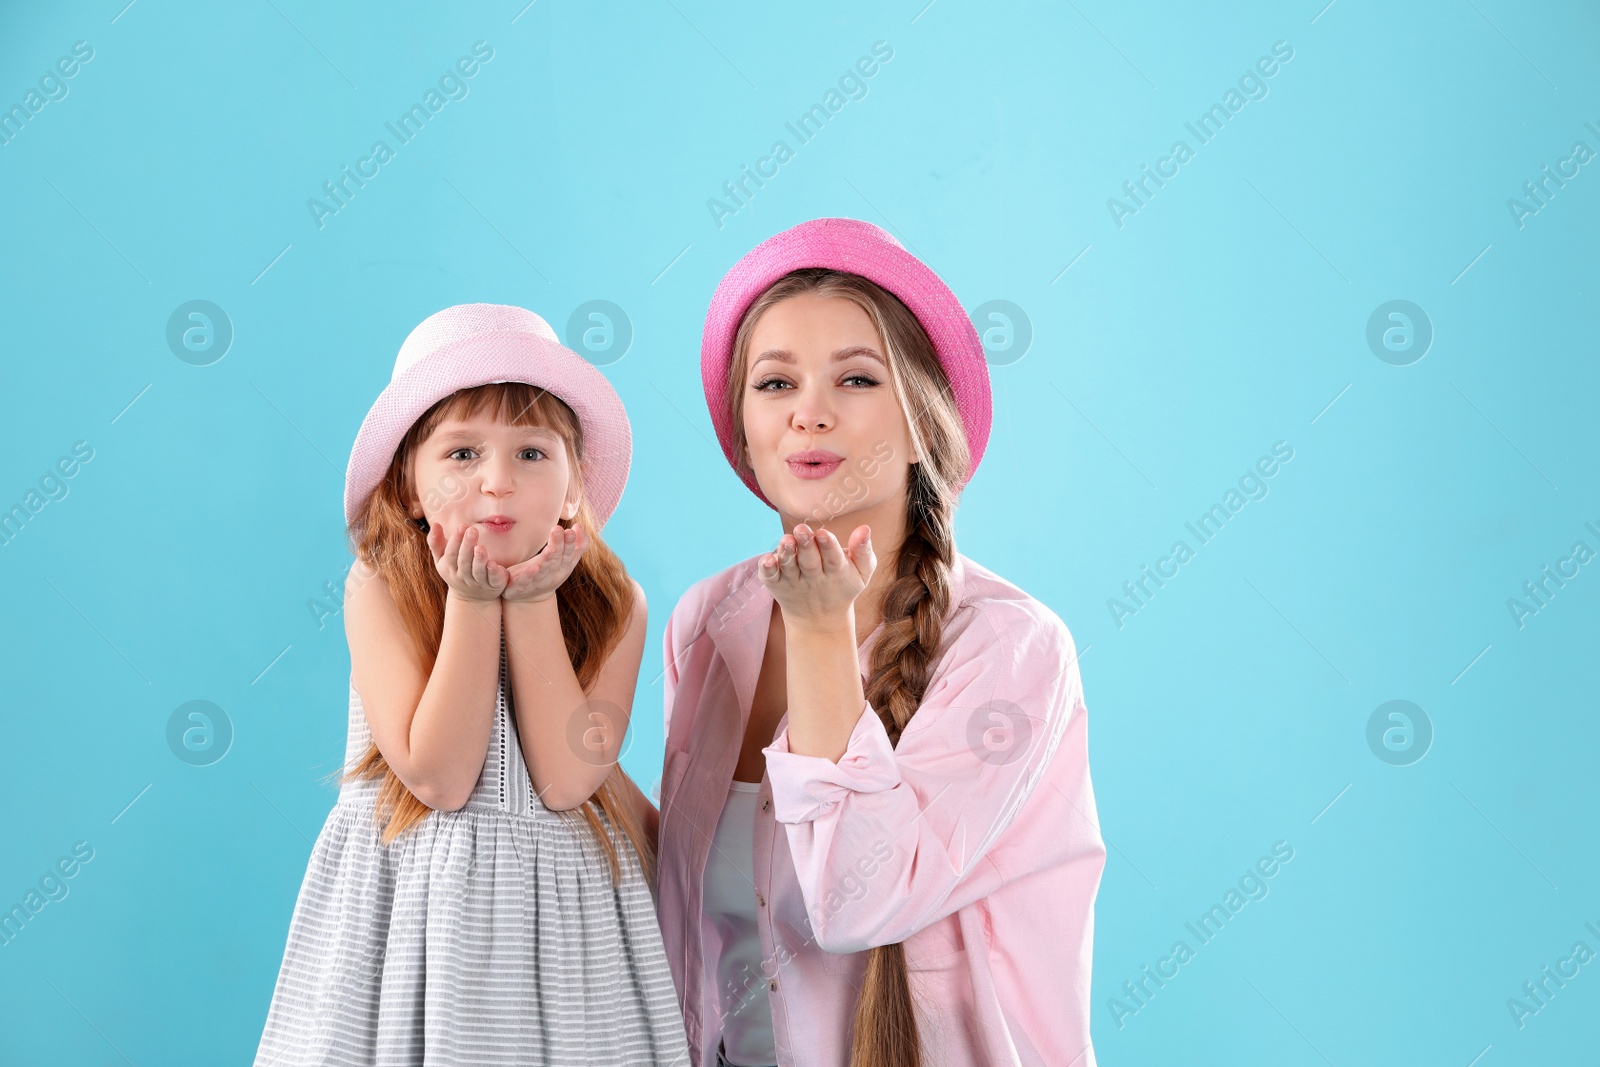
[343,556,408,652]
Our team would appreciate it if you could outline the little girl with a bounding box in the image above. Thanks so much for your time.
[254,303,689,1065]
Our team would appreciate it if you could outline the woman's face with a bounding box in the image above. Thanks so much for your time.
[741,292,914,532]
[406,414,577,568]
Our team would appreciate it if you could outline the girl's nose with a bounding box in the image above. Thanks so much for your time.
[477,449,516,492]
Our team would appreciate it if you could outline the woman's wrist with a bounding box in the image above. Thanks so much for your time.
[783,608,857,641]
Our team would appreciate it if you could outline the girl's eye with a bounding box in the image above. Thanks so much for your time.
[446,447,546,461]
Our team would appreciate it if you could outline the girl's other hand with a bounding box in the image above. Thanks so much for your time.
[501,524,587,604]
[427,521,509,603]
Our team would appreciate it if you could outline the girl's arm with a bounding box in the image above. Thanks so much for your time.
[503,578,649,811]
[345,559,504,811]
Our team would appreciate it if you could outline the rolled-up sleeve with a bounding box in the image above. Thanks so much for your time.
[762,602,1091,952]
[764,699,901,822]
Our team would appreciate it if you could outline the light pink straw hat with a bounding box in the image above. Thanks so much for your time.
[701,216,992,511]
[344,302,632,530]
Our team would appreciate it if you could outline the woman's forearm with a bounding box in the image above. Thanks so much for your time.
[406,591,503,809]
[783,611,867,763]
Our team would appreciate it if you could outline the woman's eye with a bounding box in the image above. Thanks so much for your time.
[753,374,878,391]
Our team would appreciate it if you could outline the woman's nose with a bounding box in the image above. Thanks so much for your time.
[791,392,834,432]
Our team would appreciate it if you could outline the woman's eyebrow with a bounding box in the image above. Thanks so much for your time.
[751,345,885,368]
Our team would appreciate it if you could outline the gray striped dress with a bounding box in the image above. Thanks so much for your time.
[253,633,690,1066]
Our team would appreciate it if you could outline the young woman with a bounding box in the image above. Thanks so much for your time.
[653,218,1106,1067]
[254,303,688,1065]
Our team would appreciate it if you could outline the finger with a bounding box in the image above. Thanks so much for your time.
[469,531,489,585]
[848,525,875,581]
[757,552,780,586]
[776,535,800,583]
[439,522,461,572]
[792,524,824,577]
[535,525,561,562]
[815,527,848,573]
[556,527,574,571]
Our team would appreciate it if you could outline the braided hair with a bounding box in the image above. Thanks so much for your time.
[727,268,972,1067]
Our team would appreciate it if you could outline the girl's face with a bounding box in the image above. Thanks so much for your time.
[405,414,578,568]
[741,292,914,532]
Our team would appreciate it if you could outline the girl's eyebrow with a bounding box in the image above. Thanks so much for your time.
[435,426,559,443]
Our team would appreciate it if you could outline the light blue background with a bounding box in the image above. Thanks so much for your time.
[1,1,1596,1063]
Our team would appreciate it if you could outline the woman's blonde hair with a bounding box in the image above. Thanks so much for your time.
[727,267,972,1066]
[332,381,653,888]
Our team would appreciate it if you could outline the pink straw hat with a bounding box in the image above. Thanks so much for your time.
[344,302,632,530]
[701,216,992,511]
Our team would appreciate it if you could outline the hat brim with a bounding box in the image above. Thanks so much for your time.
[700,217,991,512]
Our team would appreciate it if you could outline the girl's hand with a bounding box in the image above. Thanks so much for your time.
[501,524,587,604]
[427,521,509,603]
[757,523,875,630]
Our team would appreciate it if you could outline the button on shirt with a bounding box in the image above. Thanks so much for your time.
[702,780,778,1066]
[656,551,1106,1067]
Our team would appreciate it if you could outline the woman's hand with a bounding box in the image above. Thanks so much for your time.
[757,523,876,630]
[501,524,587,604]
[427,521,509,603]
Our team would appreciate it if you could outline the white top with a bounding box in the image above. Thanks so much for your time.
[701,779,776,1067]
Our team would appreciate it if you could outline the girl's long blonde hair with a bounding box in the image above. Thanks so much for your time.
[331,381,653,888]
[727,267,972,1067]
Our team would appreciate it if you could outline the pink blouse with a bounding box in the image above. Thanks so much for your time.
[655,550,1105,1067]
